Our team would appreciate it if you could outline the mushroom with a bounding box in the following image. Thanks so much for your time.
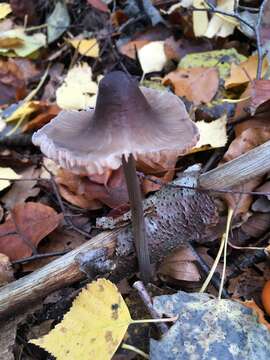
[32,71,199,283]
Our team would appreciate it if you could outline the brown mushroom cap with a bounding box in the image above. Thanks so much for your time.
[33,71,199,175]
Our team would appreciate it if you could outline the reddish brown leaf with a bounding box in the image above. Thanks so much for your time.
[250,80,270,115]
[0,58,26,105]
[87,0,109,12]
[163,67,219,105]
[56,167,129,210]
[0,202,62,261]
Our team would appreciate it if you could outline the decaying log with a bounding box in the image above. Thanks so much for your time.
[0,140,270,318]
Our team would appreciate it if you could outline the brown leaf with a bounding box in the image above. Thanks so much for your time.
[137,154,177,194]
[159,246,201,282]
[87,0,109,12]
[0,202,62,261]
[56,167,129,210]
[0,37,24,48]
[250,80,270,115]
[221,127,270,214]
[22,228,86,272]
[225,56,268,89]
[1,166,40,209]
[118,26,171,59]
[162,67,219,105]
[22,104,60,132]
[0,58,26,105]
[0,253,14,286]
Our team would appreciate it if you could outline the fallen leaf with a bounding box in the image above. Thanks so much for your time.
[0,3,12,20]
[0,202,62,261]
[68,38,99,58]
[47,1,70,43]
[0,37,23,48]
[179,48,246,80]
[225,55,269,88]
[87,0,109,13]
[249,79,270,115]
[262,280,270,316]
[163,67,219,105]
[192,0,208,37]
[151,291,270,359]
[118,26,171,59]
[30,279,132,360]
[22,103,60,132]
[221,126,270,215]
[164,36,212,62]
[56,167,129,209]
[0,253,14,286]
[0,167,21,191]
[0,58,26,105]
[1,166,40,209]
[119,39,149,59]
[194,114,227,149]
[56,62,98,110]
[159,246,201,282]
[0,28,46,57]
[138,41,167,74]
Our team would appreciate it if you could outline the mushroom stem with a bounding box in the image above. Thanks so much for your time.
[122,154,152,284]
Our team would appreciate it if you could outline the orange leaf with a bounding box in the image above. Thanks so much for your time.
[163,67,219,105]
[0,202,62,261]
[262,280,270,317]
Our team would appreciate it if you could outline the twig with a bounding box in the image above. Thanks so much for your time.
[12,250,70,265]
[133,281,168,335]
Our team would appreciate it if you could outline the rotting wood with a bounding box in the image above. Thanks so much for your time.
[1,140,270,318]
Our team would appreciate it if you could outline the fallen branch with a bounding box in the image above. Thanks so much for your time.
[1,140,270,318]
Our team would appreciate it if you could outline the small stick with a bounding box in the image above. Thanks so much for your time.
[133,281,168,335]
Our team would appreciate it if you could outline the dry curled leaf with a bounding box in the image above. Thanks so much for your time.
[163,67,219,105]
[0,202,62,261]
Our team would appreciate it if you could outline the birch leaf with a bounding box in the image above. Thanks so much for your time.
[30,279,131,360]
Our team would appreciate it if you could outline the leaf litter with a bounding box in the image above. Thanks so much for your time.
[0,0,270,358]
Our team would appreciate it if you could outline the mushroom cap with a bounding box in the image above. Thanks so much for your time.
[33,71,199,175]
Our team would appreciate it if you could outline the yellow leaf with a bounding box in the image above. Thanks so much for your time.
[193,114,228,150]
[192,0,209,37]
[56,62,98,110]
[5,101,40,123]
[0,167,21,191]
[225,55,269,88]
[0,3,12,20]
[30,279,132,360]
[68,38,99,58]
